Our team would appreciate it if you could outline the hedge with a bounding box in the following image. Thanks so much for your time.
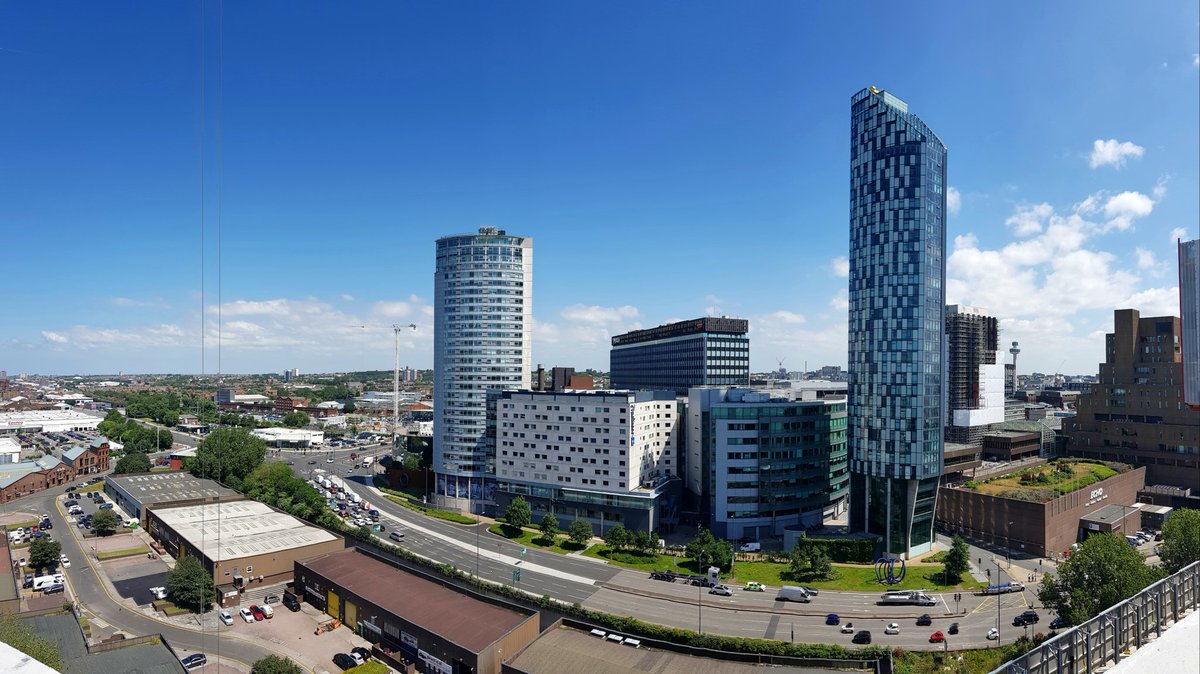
[766,537,876,564]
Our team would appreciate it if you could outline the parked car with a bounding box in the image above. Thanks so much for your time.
[840,622,855,634]
[852,630,872,644]
[180,653,208,670]
[218,610,233,626]
[150,586,168,600]
[929,630,946,643]
[263,594,280,605]
[738,542,761,552]
[1049,616,1069,630]
[350,646,371,663]
[239,608,255,623]
[250,605,265,621]
[916,614,933,626]
[282,591,301,612]
[60,555,70,568]
[709,584,733,596]
[260,603,273,619]
[825,613,840,625]
[332,653,357,670]
[885,622,900,635]
[44,583,65,595]
[347,651,365,665]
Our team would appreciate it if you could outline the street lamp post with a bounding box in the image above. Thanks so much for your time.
[996,558,1002,644]
[697,551,707,635]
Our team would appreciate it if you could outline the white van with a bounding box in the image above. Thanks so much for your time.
[775,586,811,603]
[33,575,65,591]
[349,492,361,504]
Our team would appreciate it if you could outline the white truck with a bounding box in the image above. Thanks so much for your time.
[878,590,937,606]
[361,456,374,468]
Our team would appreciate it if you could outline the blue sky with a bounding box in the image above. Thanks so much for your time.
[2,2,1197,376]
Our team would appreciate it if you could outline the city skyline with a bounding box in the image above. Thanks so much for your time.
[3,2,1198,376]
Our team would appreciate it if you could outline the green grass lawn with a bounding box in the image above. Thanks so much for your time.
[379,494,477,525]
[96,545,150,560]
[731,561,982,593]
[486,523,586,554]
[74,483,104,493]
[581,545,684,572]
[345,662,389,674]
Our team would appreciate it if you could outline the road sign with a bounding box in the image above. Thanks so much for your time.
[520,547,526,557]
[513,568,521,583]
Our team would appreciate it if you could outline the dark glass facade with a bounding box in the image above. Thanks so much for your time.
[846,87,946,557]
[610,317,749,395]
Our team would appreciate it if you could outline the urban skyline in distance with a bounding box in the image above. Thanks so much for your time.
[3,2,1198,376]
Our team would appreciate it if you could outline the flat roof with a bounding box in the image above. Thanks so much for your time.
[508,625,823,674]
[1082,503,1143,524]
[300,548,530,653]
[1107,608,1199,674]
[154,500,338,562]
[107,472,238,504]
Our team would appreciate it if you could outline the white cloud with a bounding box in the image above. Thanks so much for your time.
[340,294,355,302]
[111,297,169,309]
[1169,227,1190,243]
[1194,53,1199,68]
[1005,203,1053,236]
[764,310,806,325]
[371,301,412,318]
[830,256,849,278]
[1134,248,1158,270]
[1100,191,1155,231]
[829,289,849,311]
[946,186,961,215]
[42,331,68,344]
[1153,175,1169,199]
[1122,286,1180,317]
[1089,138,1144,169]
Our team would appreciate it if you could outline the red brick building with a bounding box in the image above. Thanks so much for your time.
[61,438,111,476]
[0,455,76,503]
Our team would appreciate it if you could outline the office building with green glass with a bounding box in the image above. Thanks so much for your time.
[847,87,947,557]
[687,388,849,541]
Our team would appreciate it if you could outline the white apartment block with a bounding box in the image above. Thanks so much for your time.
[495,390,677,493]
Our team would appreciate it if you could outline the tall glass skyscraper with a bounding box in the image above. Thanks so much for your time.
[433,227,532,512]
[847,87,946,557]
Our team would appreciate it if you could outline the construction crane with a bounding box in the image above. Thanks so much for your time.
[349,323,418,450]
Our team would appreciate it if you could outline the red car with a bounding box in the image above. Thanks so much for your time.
[929,630,945,643]
[250,605,265,621]
[350,453,358,460]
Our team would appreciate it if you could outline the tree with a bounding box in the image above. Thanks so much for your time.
[788,541,811,578]
[808,548,834,580]
[351,525,374,542]
[97,409,126,439]
[251,655,304,674]
[568,519,592,546]
[604,524,630,550]
[505,496,531,530]
[282,411,310,428]
[1158,508,1200,573]
[192,427,267,490]
[166,554,215,612]
[942,534,971,583]
[91,509,120,536]
[1038,532,1164,626]
[538,513,559,542]
[631,529,654,553]
[114,452,152,474]
[686,527,734,572]
[29,537,62,574]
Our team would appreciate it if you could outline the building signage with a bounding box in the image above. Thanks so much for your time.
[1090,488,1104,500]
[418,650,452,674]
[401,631,418,649]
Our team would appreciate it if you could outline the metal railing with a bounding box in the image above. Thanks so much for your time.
[990,560,1200,674]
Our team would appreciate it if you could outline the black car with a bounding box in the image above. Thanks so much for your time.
[180,653,208,670]
[916,614,933,626]
[1049,616,1069,630]
[22,574,34,589]
[1013,610,1040,626]
[65,500,77,507]
[332,653,357,670]
[948,622,959,635]
[350,646,371,663]
[852,630,872,644]
[282,591,301,612]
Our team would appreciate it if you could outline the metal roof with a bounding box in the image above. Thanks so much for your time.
[153,500,337,562]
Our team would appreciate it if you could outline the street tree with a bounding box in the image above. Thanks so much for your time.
[166,554,215,612]
[631,529,655,553]
[1038,532,1163,626]
[567,519,592,546]
[943,534,971,583]
[788,541,811,578]
[251,655,304,674]
[686,527,734,572]
[29,537,62,573]
[538,513,559,542]
[91,508,120,536]
[505,496,531,530]
[282,411,310,428]
[808,548,834,580]
[1158,508,1200,573]
[114,452,152,474]
[192,427,267,490]
[604,524,630,551]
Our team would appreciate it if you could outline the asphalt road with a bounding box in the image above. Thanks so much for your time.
[5,479,286,670]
